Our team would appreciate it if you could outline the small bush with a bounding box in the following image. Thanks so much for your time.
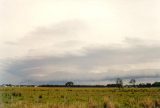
[60,95,64,98]
[140,97,154,108]
[39,95,42,99]
[155,99,160,107]
[88,98,98,108]
[12,92,22,97]
[103,96,115,108]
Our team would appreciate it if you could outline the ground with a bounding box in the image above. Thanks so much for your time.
[0,87,160,108]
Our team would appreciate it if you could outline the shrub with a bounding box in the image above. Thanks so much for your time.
[39,95,42,99]
[103,96,115,108]
[12,92,22,97]
[88,98,97,108]
[140,97,154,108]
[155,99,160,107]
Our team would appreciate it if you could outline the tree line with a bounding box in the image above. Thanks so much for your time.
[2,78,160,88]
[39,78,160,88]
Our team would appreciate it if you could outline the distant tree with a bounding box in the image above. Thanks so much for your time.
[146,83,152,88]
[129,79,136,87]
[65,81,74,87]
[152,82,160,87]
[116,78,123,89]
[138,83,145,88]
[138,83,152,88]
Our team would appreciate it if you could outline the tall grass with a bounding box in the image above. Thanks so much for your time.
[0,87,160,108]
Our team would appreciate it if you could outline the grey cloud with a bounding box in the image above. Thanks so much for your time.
[4,41,17,45]
[31,20,86,36]
[4,39,160,84]
[21,20,86,43]
[2,19,88,60]
[4,19,87,48]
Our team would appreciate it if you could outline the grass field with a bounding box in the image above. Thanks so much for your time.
[0,87,160,108]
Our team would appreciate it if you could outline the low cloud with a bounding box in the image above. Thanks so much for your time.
[3,19,88,58]
[1,19,160,84]
[3,38,160,84]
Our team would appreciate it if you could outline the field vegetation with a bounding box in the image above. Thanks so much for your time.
[0,87,160,108]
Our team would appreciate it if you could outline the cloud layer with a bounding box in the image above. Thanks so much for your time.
[3,37,160,84]
[1,0,160,84]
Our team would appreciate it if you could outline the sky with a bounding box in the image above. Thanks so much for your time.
[1,0,160,85]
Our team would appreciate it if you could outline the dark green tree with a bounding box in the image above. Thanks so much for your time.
[116,78,123,89]
[129,79,136,87]
[65,81,74,87]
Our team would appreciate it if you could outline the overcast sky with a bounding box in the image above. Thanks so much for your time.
[1,0,160,84]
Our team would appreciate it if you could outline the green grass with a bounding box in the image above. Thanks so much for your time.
[0,87,160,108]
